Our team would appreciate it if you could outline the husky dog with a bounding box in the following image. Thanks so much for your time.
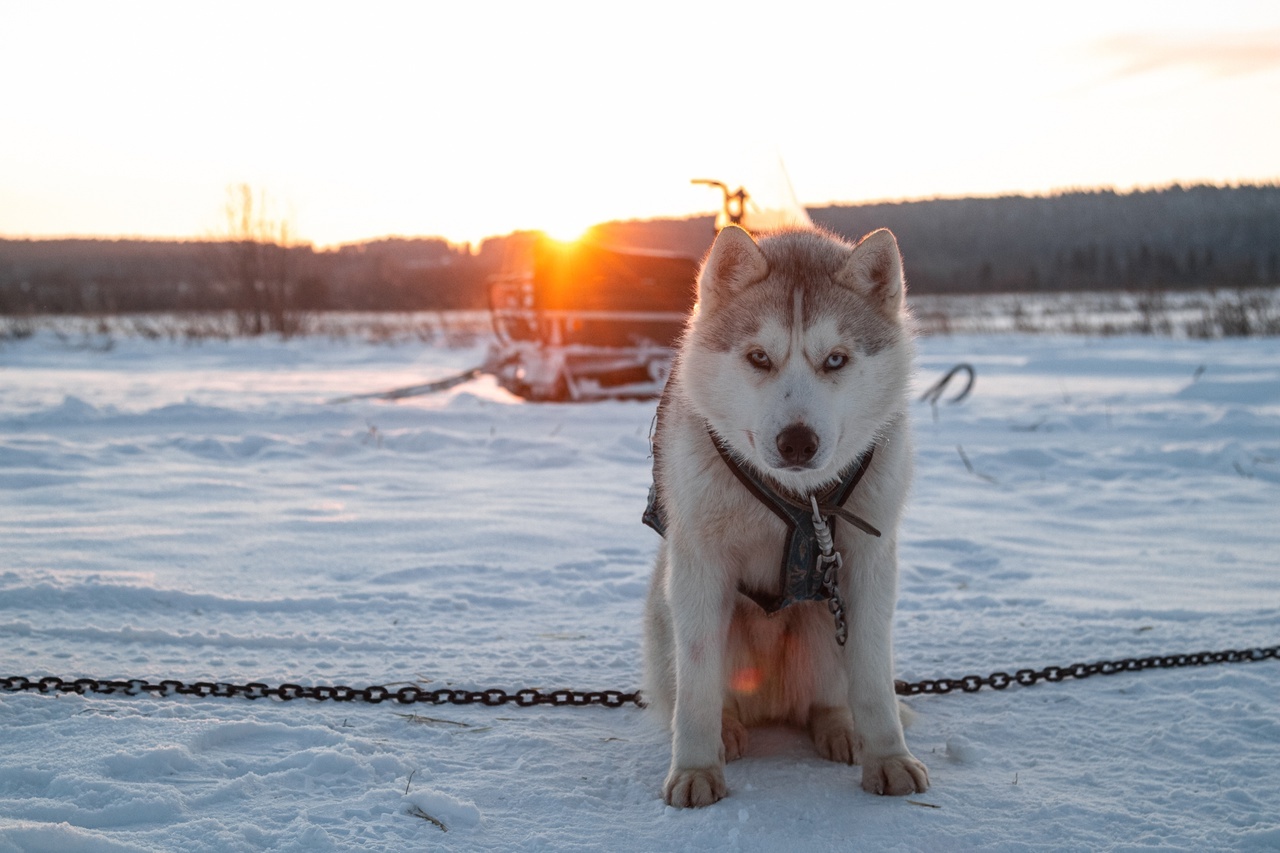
[643,225,928,807]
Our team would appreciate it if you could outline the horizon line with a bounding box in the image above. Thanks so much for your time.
[4,179,1277,251]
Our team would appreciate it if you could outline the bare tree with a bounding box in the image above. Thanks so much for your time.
[220,184,301,336]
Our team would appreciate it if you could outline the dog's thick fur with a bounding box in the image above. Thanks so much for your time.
[643,225,928,807]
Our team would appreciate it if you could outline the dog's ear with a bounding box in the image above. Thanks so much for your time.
[837,229,905,316]
[697,225,768,314]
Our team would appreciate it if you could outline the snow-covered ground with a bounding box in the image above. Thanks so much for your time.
[1,328,1277,852]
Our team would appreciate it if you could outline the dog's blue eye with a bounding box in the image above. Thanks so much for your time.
[747,349,772,370]
[824,352,848,371]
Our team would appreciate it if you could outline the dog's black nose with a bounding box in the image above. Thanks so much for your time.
[776,424,819,466]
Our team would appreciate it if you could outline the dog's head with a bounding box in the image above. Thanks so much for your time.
[680,225,913,492]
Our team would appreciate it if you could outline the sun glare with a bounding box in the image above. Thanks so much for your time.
[538,217,594,245]
[730,666,762,695]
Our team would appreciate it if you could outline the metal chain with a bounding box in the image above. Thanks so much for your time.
[809,495,848,646]
[0,677,641,707]
[2,645,1275,707]
[819,553,848,647]
[892,644,1279,696]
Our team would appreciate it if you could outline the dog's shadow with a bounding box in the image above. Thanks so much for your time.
[718,724,881,806]
[735,725,812,758]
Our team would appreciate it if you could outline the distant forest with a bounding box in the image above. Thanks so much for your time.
[2,184,1277,323]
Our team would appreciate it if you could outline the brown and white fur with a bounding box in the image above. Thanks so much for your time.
[643,225,928,807]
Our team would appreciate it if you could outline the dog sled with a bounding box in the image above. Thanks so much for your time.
[332,171,811,405]
[485,173,814,402]
[484,233,699,401]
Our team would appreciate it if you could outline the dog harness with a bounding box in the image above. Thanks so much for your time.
[643,429,880,638]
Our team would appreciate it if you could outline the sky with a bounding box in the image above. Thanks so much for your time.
[2,1,1279,248]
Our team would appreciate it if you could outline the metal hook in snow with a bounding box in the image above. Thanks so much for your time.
[920,363,976,407]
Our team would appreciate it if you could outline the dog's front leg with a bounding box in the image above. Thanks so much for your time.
[845,536,929,796]
[663,542,733,808]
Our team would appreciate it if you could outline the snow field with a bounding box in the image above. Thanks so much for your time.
[1,330,1277,851]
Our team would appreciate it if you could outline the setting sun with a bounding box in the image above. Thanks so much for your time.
[537,218,594,245]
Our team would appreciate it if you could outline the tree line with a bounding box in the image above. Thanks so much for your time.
[595,183,1280,294]
[0,236,490,318]
[2,183,1276,323]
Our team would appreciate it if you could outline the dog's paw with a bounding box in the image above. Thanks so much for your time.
[810,708,861,765]
[663,766,727,808]
[860,753,929,796]
[721,713,749,762]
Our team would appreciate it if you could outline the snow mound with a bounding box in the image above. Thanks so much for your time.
[402,788,482,832]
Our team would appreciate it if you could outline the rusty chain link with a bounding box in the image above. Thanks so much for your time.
[2,644,1275,708]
